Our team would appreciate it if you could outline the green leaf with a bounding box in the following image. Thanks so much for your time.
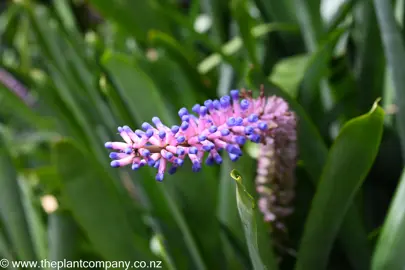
[17,175,47,261]
[88,0,171,43]
[48,211,78,261]
[373,0,405,162]
[101,51,176,125]
[0,83,52,129]
[352,2,385,113]
[53,140,155,261]
[0,137,37,261]
[293,0,323,52]
[148,31,211,95]
[326,0,357,32]
[299,26,347,109]
[252,0,296,23]
[295,100,385,270]
[231,0,259,66]
[231,170,279,270]
[372,169,405,270]
[202,0,230,42]
[269,54,310,98]
[0,228,16,266]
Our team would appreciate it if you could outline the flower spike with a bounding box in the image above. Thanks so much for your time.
[104,88,297,184]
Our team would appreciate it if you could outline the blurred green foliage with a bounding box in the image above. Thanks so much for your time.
[0,0,404,269]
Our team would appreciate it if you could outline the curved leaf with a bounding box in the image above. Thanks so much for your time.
[231,170,279,270]
[0,137,37,261]
[372,169,405,270]
[295,100,385,270]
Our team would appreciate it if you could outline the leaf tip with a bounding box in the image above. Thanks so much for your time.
[370,97,382,113]
[230,169,242,183]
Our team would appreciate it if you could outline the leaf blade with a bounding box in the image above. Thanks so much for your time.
[295,101,385,270]
[231,170,279,270]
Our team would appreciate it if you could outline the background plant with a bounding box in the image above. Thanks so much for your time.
[0,0,404,269]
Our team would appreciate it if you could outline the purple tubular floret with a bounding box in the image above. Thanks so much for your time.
[142,122,152,130]
[171,125,180,134]
[178,107,188,117]
[230,90,239,100]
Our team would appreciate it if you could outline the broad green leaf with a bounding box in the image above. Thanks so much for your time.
[373,0,405,162]
[48,211,78,262]
[269,54,309,98]
[295,100,385,270]
[101,51,175,125]
[134,56,200,109]
[53,140,155,261]
[231,170,279,270]
[372,169,405,270]
[148,31,212,96]
[0,137,37,261]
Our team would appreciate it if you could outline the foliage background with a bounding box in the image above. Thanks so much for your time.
[0,0,404,269]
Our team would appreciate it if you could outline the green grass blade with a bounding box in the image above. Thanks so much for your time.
[231,170,279,270]
[373,0,405,161]
[295,100,385,270]
[53,140,156,261]
[372,169,405,270]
